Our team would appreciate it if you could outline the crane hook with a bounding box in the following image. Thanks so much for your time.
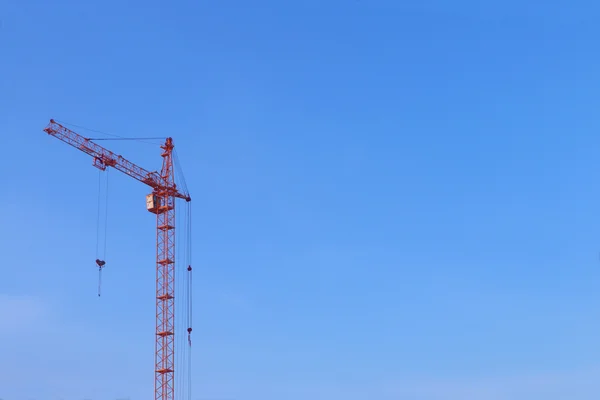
[96,259,106,297]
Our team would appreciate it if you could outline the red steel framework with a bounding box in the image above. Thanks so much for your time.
[43,119,191,400]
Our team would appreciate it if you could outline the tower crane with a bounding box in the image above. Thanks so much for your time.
[43,119,192,400]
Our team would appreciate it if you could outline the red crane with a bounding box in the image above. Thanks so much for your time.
[43,119,192,400]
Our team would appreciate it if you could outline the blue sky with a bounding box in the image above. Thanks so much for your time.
[3,0,600,399]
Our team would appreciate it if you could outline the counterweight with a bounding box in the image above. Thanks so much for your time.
[43,119,192,400]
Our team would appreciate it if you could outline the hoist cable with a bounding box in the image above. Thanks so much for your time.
[96,170,104,297]
[96,170,102,259]
[95,168,109,297]
[171,148,192,399]
[104,169,109,262]
[186,201,193,400]
[176,200,184,400]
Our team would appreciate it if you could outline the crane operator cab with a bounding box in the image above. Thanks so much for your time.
[146,193,173,214]
[146,193,161,214]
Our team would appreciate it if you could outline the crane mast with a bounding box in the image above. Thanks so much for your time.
[43,119,191,400]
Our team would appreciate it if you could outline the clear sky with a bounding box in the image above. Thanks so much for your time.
[3,0,600,399]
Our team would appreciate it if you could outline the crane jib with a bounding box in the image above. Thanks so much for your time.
[44,119,190,201]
